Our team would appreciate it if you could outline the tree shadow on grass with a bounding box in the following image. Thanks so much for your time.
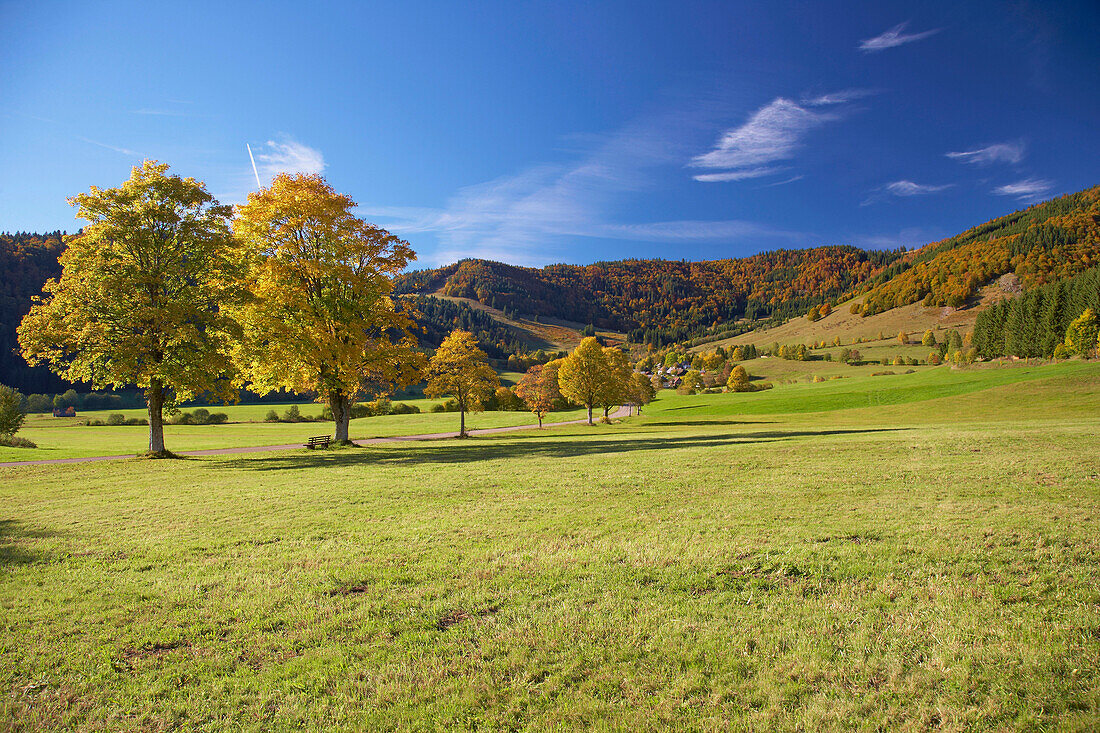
[0,519,57,566]
[640,420,775,427]
[227,427,908,472]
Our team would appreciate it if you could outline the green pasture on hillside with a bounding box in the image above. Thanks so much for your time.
[2,362,1099,729]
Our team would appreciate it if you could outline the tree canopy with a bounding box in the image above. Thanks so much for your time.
[424,330,499,438]
[17,160,241,454]
[231,173,422,443]
[558,337,610,426]
[513,363,561,428]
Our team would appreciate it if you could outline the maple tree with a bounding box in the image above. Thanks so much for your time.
[558,337,610,426]
[424,330,499,438]
[597,346,632,420]
[17,161,241,454]
[231,173,422,444]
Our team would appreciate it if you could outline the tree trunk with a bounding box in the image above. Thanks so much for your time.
[586,404,593,426]
[603,405,611,419]
[459,409,466,438]
[537,413,543,428]
[146,378,166,454]
[329,391,351,443]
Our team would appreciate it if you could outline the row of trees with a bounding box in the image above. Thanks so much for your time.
[418,333,655,436]
[18,163,422,453]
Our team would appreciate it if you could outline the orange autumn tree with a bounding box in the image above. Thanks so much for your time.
[513,362,562,428]
[232,173,422,444]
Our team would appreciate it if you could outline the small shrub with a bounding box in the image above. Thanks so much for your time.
[207,412,229,425]
[125,417,148,426]
[283,405,302,422]
[429,403,446,413]
[366,397,392,416]
[390,402,420,415]
[871,370,896,376]
[812,375,825,383]
[264,409,280,422]
[85,419,105,426]
[107,413,126,426]
[0,435,36,448]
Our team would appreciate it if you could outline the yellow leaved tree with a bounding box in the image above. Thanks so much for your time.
[17,161,241,455]
[232,173,423,444]
[424,330,499,438]
[558,336,609,426]
[596,346,632,421]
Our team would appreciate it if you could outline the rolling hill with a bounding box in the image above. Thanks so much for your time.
[2,185,1097,392]
[397,185,1099,352]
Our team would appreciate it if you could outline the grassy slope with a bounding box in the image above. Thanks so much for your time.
[431,294,628,351]
[2,362,1099,729]
[2,399,587,462]
[697,284,1006,355]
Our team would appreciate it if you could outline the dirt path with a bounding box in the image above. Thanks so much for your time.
[0,407,632,468]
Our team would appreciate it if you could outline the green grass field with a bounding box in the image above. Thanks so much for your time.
[2,362,1099,729]
[3,399,589,462]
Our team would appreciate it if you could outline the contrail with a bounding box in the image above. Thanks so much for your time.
[246,143,262,189]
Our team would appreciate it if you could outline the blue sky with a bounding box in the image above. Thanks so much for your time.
[2,0,1097,267]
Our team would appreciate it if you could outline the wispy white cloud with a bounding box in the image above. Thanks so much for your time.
[859,22,940,53]
[884,180,953,196]
[993,178,1053,201]
[862,180,953,206]
[690,92,864,183]
[946,141,1025,165]
[78,136,140,157]
[800,89,875,106]
[254,136,325,182]
[360,118,801,266]
[693,166,787,183]
[759,175,805,188]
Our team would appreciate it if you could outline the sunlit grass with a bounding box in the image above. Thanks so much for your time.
[1,362,1098,729]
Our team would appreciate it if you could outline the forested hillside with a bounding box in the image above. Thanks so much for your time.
[4,185,1099,392]
[852,186,1100,315]
[397,246,903,345]
[0,232,69,393]
[396,186,1100,346]
[406,295,534,359]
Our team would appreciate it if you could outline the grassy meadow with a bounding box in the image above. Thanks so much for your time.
[2,361,1099,730]
[2,399,589,463]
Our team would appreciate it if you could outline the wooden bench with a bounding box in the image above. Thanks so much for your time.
[305,435,332,450]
